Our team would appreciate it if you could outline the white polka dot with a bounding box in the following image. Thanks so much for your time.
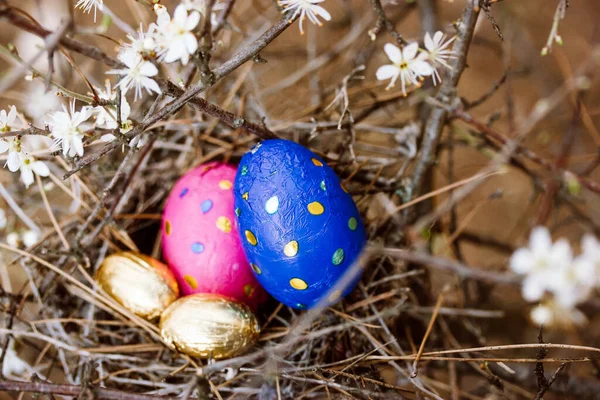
[265,196,279,215]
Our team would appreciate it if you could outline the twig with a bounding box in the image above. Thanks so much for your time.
[0,380,180,400]
[410,1,480,198]
[367,0,408,44]
[533,363,567,400]
[411,286,447,377]
[63,16,293,178]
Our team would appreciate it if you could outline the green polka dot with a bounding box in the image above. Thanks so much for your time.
[235,207,241,217]
[348,217,357,231]
[332,248,344,265]
[296,303,306,309]
[320,180,326,191]
[241,166,248,175]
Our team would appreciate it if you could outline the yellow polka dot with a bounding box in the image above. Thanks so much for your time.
[219,180,233,190]
[290,278,308,290]
[307,201,324,215]
[164,220,172,236]
[184,275,198,289]
[242,192,249,201]
[284,240,299,257]
[244,284,255,298]
[245,230,257,246]
[216,216,232,233]
[311,158,323,167]
[340,182,349,193]
[251,263,262,274]
[328,290,342,302]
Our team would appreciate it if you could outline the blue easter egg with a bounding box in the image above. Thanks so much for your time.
[233,139,366,309]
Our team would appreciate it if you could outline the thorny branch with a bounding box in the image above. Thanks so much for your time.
[409,1,480,200]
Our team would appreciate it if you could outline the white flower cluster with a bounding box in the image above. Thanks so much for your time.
[106,2,222,100]
[7,230,39,249]
[510,227,600,327]
[376,31,455,96]
[0,106,49,188]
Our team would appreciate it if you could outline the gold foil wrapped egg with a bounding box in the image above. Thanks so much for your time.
[159,293,260,359]
[95,252,179,320]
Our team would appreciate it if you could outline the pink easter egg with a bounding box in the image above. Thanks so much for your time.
[161,162,267,310]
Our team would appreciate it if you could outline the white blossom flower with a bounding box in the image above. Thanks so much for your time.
[181,0,225,25]
[24,83,62,127]
[22,230,39,247]
[0,208,6,229]
[17,153,49,188]
[155,5,201,65]
[423,31,455,85]
[376,42,434,96]
[0,340,32,378]
[107,52,162,101]
[47,101,93,157]
[120,24,159,60]
[93,80,132,131]
[0,137,24,172]
[0,105,18,132]
[75,0,104,22]
[530,301,587,328]
[510,226,573,302]
[278,0,331,35]
[6,232,19,247]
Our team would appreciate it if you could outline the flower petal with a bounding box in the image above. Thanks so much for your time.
[424,32,434,52]
[383,43,402,64]
[376,65,400,81]
[510,248,533,274]
[7,151,20,172]
[139,61,158,77]
[529,226,552,253]
[32,160,50,177]
[7,105,17,126]
[313,5,331,21]
[522,276,545,302]
[21,167,34,188]
[0,140,9,153]
[186,11,201,30]
[411,60,434,76]
[402,42,419,61]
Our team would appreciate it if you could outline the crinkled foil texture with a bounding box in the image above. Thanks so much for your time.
[159,294,260,359]
[95,252,179,320]
[234,139,367,309]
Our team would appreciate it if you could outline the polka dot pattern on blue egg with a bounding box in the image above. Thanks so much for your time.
[233,139,367,309]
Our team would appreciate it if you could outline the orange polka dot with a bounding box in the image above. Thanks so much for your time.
[244,284,255,298]
[216,216,232,233]
[307,201,324,215]
[164,220,172,235]
[219,180,233,190]
[312,158,323,167]
[184,275,198,289]
[245,230,257,246]
[290,278,308,290]
[251,263,262,274]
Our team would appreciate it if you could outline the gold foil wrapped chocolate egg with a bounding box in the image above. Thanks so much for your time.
[95,252,179,320]
[159,293,260,359]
